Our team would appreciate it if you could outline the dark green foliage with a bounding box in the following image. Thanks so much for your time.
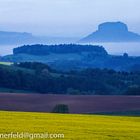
[52,104,69,113]
[14,62,52,74]
[2,44,140,72]
[125,86,140,95]
[129,64,140,72]
[0,62,140,95]
[15,62,51,70]
[13,44,108,56]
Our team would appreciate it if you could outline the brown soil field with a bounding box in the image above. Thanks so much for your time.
[0,93,140,114]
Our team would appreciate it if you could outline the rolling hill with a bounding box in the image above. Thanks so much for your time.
[1,44,140,71]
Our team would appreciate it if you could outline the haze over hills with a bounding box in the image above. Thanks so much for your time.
[0,31,77,45]
[0,31,38,44]
[1,21,140,45]
[80,22,140,43]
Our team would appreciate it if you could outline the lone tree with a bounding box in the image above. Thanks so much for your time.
[52,104,69,113]
[123,53,129,58]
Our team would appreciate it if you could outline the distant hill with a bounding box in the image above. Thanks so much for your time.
[0,31,38,44]
[0,31,78,45]
[1,44,140,71]
[80,22,140,43]
[13,44,107,55]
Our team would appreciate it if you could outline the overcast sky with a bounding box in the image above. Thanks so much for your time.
[0,0,140,37]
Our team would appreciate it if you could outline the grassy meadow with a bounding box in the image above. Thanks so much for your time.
[0,111,140,140]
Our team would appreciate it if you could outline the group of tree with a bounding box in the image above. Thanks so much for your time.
[13,44,108,56]
[0,62,140,95]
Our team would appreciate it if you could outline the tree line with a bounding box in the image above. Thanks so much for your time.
[13,44,108,56]
[0,62,139,95]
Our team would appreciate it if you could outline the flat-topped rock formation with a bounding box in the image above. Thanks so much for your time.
[80,22,140,42]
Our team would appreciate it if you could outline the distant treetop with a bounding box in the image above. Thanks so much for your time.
[13,44,108,56]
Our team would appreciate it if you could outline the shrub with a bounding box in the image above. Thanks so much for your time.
[52,104,69,113]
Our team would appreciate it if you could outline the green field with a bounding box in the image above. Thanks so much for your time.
[0,62,12,65]
[0,111,140,140]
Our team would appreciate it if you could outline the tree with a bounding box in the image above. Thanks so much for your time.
[52,104,69,113]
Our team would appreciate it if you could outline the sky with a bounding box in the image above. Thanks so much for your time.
[0,0,140,37]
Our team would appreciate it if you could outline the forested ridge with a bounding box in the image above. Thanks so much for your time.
[2,44,140,72]
[13,44,107,55]
[0,62,139,95]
